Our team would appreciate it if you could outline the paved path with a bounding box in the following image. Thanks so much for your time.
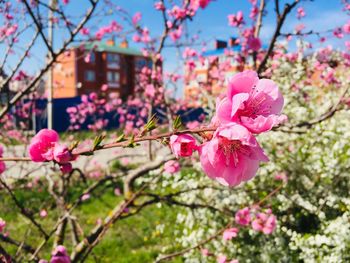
[2,142,170,179]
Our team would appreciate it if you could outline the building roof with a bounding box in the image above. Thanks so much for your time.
[202,45,242,57]
[77,41,144,56]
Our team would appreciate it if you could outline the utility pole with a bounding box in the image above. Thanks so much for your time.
[47,0,55,129]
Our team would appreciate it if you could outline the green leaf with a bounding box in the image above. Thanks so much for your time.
[124,134,139,148]
[173,115,182,130]
[92,134,106,151]
[115,133,126,143]
[68,140,80,151]
[140,114,158,136]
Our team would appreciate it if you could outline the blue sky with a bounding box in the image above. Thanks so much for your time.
[3,0,349,81]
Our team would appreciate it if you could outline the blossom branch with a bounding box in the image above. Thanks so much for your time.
[0,126,217,162]
[257,0,300,75]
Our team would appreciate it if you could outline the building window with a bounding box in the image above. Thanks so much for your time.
[107,71,120,88]
[84,70,95,82]
[106,53,120,69]
[89,52,96,63]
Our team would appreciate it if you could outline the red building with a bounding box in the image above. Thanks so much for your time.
[52,40,152,99]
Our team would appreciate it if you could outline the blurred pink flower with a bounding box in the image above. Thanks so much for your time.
[297,7,305,19]
[247,37,261,51]
[223,227,239,240]
[201,248,210,256]
[170,134,197,158]
[80,27,90,35]
[101,84,108,91]
[274,172,288,183]
[164,160,180,174]
[200,123,268,187]
[154,1,165,11]
[343,21,350,34]
[217,255,227,263]
[235,207,251,226]
[251,212,277,234]
[192,0,211,9]
[0,145,5,174]
[114,188,121,196]
[60,163,72,174]
[228,11,244,27]
[50,245,70,263]
[132,12,142,25]
[81,194,90,201]
[0,218,6,232]
[40,209,48,218]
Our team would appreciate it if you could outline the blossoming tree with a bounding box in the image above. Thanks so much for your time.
[0,0,350,262]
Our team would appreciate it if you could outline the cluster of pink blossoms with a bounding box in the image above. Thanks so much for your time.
[0,145,6,174]
[169,71,285,187]
[28,129,74,173]
[236,207,277,234]
[0,218,6,233]
[200,207,276,262]
[39,245,70,263]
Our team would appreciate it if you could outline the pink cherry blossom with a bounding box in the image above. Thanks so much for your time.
[228,11,244,27]
[274,172,288,183]
[191,0,211,10]
[251,212,277,234]
[60,163,72,174]
[101,84,108,91]
[80,27,90,35]
[235,207,251,226]
[223,227,239,240]
[154,2,165,11]
[29,129,59,162]
[81,193,90,201]
[0,145,5,174]
[164,160,180,174]
[50,245,70,263]
[132,12,142,26]
[247,37,262,52]
[169,26,183,42]
[217,255,227,263]
[40,209,48,218]
[114,188,121,196]
[297,7,305,19]
[343,21,350,34]
[170,134,197,158]
[0,161,5,174]
[215,71,285,134]
[0,218,6,232]
[201,248,210,256]
[53,143,72,164]
[200,123,269,187]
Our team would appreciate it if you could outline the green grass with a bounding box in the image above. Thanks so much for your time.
[0,178,185,262]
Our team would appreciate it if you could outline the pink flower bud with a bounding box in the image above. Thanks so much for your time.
[169,134,197,158]
[164,160,180,174]
[223,227,239,240]
[60,163,72,174]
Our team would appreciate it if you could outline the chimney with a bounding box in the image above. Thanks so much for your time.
[215,40,227,50]
[228,37,238,47]
[120,40,129,48]
[106,39,115,46]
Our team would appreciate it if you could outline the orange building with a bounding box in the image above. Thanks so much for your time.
[184,39,252,106]
[52,40,151,100]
